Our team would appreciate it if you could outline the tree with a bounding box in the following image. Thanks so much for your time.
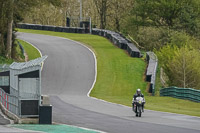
[168,47,200,89]
[175,0,200,37]
[93,0,110,29]
[132,0,200,36]
[109,0,133,31]
[156,43,200,89]
[6,0,14,58]
[136,27,169,51]
[0,0,61,59]
[0,0,8,55]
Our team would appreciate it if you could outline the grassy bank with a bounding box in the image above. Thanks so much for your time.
[17,39,41,60]
[17,29,200,117]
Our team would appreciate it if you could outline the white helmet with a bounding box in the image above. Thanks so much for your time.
[137,89,141,95]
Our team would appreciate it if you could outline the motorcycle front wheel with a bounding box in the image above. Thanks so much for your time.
[138,106,142,117]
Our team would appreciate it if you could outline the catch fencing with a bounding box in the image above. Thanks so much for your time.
[0,56,47,118]
[160,87,200,102]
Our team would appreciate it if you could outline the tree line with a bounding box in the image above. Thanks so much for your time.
[0,0,200,89]
[0,0,60,59]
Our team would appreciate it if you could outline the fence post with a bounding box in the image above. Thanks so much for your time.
[4,92,6,107]
[0,89,1,103]
[7,95,9,110]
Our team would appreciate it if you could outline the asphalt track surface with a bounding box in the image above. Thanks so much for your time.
[16,32,200,133]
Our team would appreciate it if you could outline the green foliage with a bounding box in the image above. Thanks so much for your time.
[170,31,200,49]
[0,56,13,64]
[156,43,200,89]
[154,66,162,96]
[11,40,25,61]
[131,0,200,37]
[168,47,200,89]
[135,27,169,51]
[0,0,61,59]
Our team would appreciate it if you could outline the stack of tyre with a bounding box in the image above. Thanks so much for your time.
[17,23,141,58]
[92,28,141,58]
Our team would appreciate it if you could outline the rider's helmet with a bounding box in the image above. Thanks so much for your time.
[137,88,141,95]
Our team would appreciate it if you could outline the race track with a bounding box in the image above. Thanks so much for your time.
[17,32,200,133]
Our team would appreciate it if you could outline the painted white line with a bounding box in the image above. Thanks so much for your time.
[18,39,42,58]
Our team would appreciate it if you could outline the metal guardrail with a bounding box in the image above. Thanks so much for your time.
[160,87,200,102]
[16,41,24,55]
[146,52,158,95]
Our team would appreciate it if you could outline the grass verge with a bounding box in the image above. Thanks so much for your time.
[17,28,200,117]
[17,39,41,60]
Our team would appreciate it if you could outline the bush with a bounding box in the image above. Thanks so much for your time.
[135,27,169,51]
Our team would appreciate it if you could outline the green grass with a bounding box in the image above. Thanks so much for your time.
[17,39,41,60]
[145,96,200,116]
[17,28,200,117]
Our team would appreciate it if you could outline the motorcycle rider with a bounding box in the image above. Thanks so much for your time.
[132,89,145,113]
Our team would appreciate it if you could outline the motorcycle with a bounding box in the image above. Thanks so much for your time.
[132,96,145,117]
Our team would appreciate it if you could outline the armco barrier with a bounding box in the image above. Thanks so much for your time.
[17,23,141,58]
[160,87,200,102]
[17,41,24,55]
[146,52,158,95]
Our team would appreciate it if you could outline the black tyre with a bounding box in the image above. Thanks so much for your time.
[136,113,138,117]
[138,106,142,117]
[139,112,141,117]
